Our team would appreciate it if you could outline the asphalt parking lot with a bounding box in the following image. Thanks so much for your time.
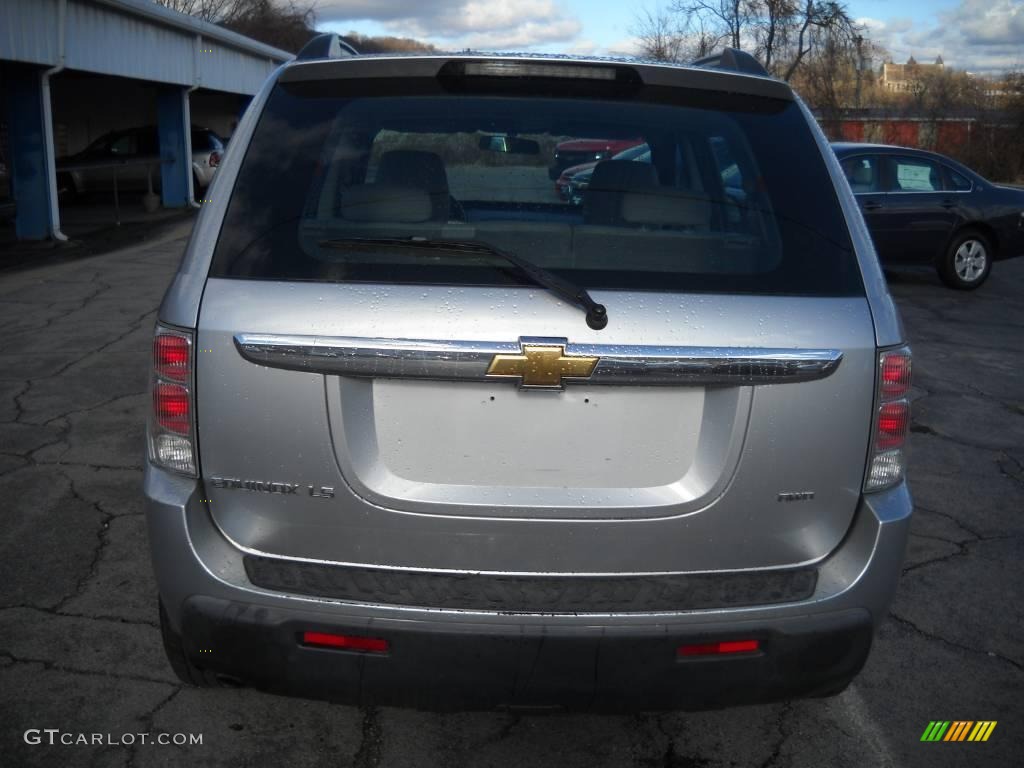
[0,222,1021,767]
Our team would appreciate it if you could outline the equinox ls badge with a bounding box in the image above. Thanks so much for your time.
[486,343,599,389]
[210,477,335,498]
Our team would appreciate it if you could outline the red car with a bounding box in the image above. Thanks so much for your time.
[549,137,644,180]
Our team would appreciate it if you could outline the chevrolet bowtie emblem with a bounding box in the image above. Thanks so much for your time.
[486,342,599,388]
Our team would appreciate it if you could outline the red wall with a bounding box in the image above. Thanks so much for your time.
[820,118,974,156]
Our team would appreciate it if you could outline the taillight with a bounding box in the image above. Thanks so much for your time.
[154,383,190,434]
[880,352,912,398]
[148,326,196,476]
[209,151,221,168]
[301,632,389,653]
[154,335,189,381]
[876,401,909,450]
[678,639,760,657]
[864,346,912,492]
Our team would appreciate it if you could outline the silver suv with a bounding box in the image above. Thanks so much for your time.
[146,41,913,711]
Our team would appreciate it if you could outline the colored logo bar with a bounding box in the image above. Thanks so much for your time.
[920,721,997,742]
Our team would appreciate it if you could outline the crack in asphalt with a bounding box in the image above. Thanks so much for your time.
[0,651,176,688]
[52,470,117,613]
[756,701,792,768]
[901,532,1020,575]
[912,503,984,541]
[886,613,1023,673]
[352,706,384,768]
[39,389,149,428]
[123,685,184,768]
[0,604,159,629]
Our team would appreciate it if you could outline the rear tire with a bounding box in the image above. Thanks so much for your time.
[158,599,227,688]
[938,229,992,290]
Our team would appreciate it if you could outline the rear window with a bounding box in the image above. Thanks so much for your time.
[893,156,943,192]
[210,72,862,296]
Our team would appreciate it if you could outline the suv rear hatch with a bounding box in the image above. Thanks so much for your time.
[195,57,874,576]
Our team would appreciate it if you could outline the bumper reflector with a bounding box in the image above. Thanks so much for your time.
[678,639,760,657]
[301,631,389,654]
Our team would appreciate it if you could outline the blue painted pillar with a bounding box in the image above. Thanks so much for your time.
[2,65,57,239]
[157,87,192,207]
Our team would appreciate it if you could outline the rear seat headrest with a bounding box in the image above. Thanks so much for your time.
[620,191,711,228]
[376,150,451,220]
[377,150,449,193]
[340,184,432,223]
[584,160,660,225]
[588,159,659,190]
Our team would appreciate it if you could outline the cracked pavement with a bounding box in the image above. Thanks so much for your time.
[0,223,1021,766]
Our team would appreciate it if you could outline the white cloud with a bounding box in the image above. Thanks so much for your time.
[858,0,1024,74]
[316,0,582,50]
[605,36,644,58]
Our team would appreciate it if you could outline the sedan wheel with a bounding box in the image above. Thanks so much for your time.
[938,231,992,290]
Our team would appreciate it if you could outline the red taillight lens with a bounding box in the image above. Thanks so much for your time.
[154,334,190,382]
[154,382,190,434]
[678,639,760,657]
[866,346,912,492]
[302,632,389,653]
[876,400,909,450]
[880,351,912,398]
[149,326,197,476]
[209,151,221,168]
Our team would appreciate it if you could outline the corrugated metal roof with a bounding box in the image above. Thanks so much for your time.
[1,0,291,95]
[0,0,61,66]
[93,0,291,62]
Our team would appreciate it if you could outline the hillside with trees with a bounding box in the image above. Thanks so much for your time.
[154,0,435,54]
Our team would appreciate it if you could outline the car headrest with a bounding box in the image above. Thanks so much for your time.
[852,165,873,186]
[588,159,659,191]
[376,150,450,220]
[620,191,710,228]
[584,160,660,225]
[339,184,432,223]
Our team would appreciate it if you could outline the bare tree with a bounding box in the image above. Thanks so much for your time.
[643,0,862,81]
[781,1,859,81]
[632,5,723,62]
[632,8,687,62]
[670,0,754,50]
[155,0,246,23]
[794,25,856,121]
[754,0,797,72]
[154,0,319,52]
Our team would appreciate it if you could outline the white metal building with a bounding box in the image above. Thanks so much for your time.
[1,0,292,239]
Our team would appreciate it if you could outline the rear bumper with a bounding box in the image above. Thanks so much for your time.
[179,594,871,711]
[145,465,911,711]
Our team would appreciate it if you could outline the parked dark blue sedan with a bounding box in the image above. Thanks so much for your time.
[832,143,1024,289]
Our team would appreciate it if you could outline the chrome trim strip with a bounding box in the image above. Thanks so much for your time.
[235,334,843,385]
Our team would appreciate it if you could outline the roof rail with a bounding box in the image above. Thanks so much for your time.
[691,48,767,77]
[296,33,358,61]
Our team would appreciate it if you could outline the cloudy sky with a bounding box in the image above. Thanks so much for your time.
[316,0,1024,73]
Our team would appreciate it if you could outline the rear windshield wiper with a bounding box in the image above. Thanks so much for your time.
[318,236,609,330]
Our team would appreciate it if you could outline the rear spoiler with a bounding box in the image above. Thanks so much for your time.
[280,53,793,101]
[691,48,769,77]
[297,33,358,61]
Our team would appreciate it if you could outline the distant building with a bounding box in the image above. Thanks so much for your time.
[881,55,945,92]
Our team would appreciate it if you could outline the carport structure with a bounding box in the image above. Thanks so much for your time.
[0,0,291,240]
